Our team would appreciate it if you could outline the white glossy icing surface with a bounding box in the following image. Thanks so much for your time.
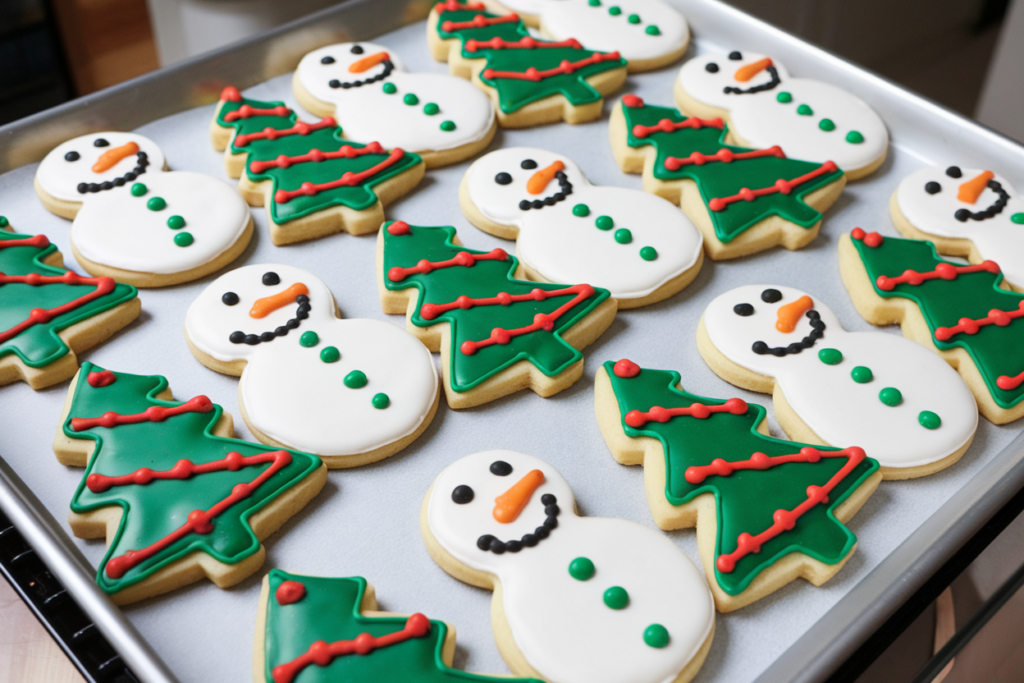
[427,450,714,683]
[541,0,689,63]
[36,132,167,203]
[703,284,978,470]
[465,147,702,300]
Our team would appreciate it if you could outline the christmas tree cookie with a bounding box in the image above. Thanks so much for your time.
[609,95,846,260]
[892,165,1024,291]
[35,132,253,287]
[596,360,881,611]
[422,450,715,683]
[210,86,425,245]
[186,263,439,467]
[255,570,542,683]
[52,363,326,604]
[294,41,496,168]
[377,221,616,408]
[698,285,977,479]
[426,1,628,127]
[0,226,139,390]
[840,228,1024,424]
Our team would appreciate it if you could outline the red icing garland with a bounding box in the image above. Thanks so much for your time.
[625,397,747,428]
[233,118,337,148]
[249,142,386,173]
[664,146,786,171]
[933,301,1024,341]
[631,117,724,139]
[387,248,508,282]
[273,149,406,204]
[875,261,1001,293]
[275,580,306,605]
[465,36,582,52]
[998,372,1024,391]
[441,13,520,32]
[0,235,50,250]
[70,395,214,432]
[271,613,432,683]
[707,161,839,212]
[850,227,883,248]
[86,370,117,388]
[434,0,485,10]
[0,270,116,345]
[223,104,292,122]
[483,51,621,82]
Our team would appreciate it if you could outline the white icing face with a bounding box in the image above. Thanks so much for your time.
[677,50,790,110]
[465,147,703,300]
[298,42,406,90]
[426,450,715,683]
[540,0,689,63]
[702,285,978,471]
[36,132,166,203]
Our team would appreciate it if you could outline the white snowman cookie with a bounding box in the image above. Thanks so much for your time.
[460,147,703,308]
[675,50,888,180]
[698,284,978,479]
[293,41,496,168]
[185,264,439,468]
[892,164,1024,291]
[34,132,252,287]
[422,450,715,683]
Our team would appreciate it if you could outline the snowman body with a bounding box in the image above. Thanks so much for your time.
[427,450,714,683]
[185,264,438,460]
[295,42,494,154]
[702,285,977,472]
[896,165,1024,288]
[464,147,703,302]
[677,51,888,175]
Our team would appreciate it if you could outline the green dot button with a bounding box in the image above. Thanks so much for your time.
[572,203,590,217]
[440,120,456,132]
[603,586,629,609]
[818,348,843,365]
[628,13,641,23]
[644,624,670,649]
[320,346,340,363]
[846,130,865,144]
[595,215,614,230]
[131,183,147,197]
[819,118,836,132]
[588,0,600,5]
[173,232,193,247]
[919,410,942,429]
[423,103,440,115]
[797,104,813,116]
[0,216,8,228]
[372,393,390,409]
[851,366,873,383]
[609,5,622,14]
[300,331,319,348]
[147,197,166,211]
[382,82,397,94]
[640,246,658,261]
[614,228,632,244]
[568,557,595,581]
[1012,213,1024,224]
[403,93,419,105]
[645,25,660,35]
[344,370,368,389]
[167,215,185,230]
[879,387,903,406]
[777,92,793,103]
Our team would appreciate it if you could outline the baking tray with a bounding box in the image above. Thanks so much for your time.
[2,1,1024,682]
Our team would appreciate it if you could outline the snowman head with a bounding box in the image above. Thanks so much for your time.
[185,264,336,363]
[297,42,405,92]
[427,450,575,568]
[678,50,791,110]
[465,147,587,224]
[898,165,1013,226]
[36,132,166,202]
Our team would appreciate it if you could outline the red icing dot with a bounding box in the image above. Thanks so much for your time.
[86,370,117,388]
[387,221,410,235]
[613,359,641,378]
[221,86,242,102]
[622,94,644,108]
[275,580,307,605]
[407,613,431,637]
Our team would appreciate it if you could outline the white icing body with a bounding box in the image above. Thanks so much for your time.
[539,0,689,63]
[296,42,493,153]
[703,285,977,471]
[677,51,888,174]
[896,165,1024,288]
[427,450,714,683]
[465,147,702,301]
[185,264,438,458]
[36,132,166,203]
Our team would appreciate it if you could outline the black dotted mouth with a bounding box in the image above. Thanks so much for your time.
[228,295,310,346]
[751,310,826,356]
[723,66,781,95]
[518,172,573,211]
[329,59,395,89]
[76,152,150,194]
[955,180,1010,222]
[477,494,559,554]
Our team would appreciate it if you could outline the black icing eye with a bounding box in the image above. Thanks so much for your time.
[761,288,782,303]
[925,181,941,195]
[729,51,743,61]
[705,62,719,73]
[946,166,962,179]
[93,138,109,148]
[495,172,512,185]
[65,151,80,162]
[222,292,240,306]
[452,485,474,504]
[262,272,281,286]
[350,45,364,55]
[490,460,513,476]
[520,159,537,170]
[734,303,754,316]
[321,55,335,64]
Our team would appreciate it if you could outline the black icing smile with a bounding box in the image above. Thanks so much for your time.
[518,172,573,211]
[76,152,150,194]
[955,180,1010,222]
[328,60,395,89]
[477,494,559,554]
[724,66,781,95]
[752,310,826,356]
[228,295,311,346]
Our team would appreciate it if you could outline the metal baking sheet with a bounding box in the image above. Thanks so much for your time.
[2,1,1024,682]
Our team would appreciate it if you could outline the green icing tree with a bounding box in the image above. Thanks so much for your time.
[61,362,322,598]
[618,97,845,243]
[261,570,541,683]
[381,221,610,394]
[601,360,878,597]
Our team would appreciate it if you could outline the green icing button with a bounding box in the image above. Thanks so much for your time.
[777,92,792,103]
[879,387,902,406]
[919,411,942,429]
[645,25,660,35]
[628,13,641,23]
[819,118,836,132]
[423,103,440,115]
[0,216,7,228]
[589,0,600,5]
[614,228,632,244]
[403,93,419,106]
[440,120,456,132]
[851,366,873,383]
[147,197,166,211]
[344,370,368,389]
[818,348,843,365]
[372,393,390,409]
[130,183,147,197]
[167,215,185,230]
[640,246,658,261]
[1012,213,1024,224]
[644,624,670,648]
[603,586,629,609]
[320,346,340,363]
[846,130,865,144]
[797,104,813,116]
[173,232,193,247]
[595,215,614,230]
[568,557,595,581]
[299,331,319,348]
[609,6,622,15]
[382,82,397,94]
[572,203,590,217]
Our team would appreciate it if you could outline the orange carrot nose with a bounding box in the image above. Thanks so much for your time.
[958,171,995,204]
[526,161,565,195]
[493,469,545,523]
[91,141,140,173]
[348,51,390,73]
[249,283,309,319]
[775,295,813,333]
[734,57,773,82]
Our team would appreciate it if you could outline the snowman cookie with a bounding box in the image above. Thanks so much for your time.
[675,50,888,180]
[892,165,1024,291]
[185,264,439,467]
[460,147,703,307]
[422,450,715,683]
[293,41,496,168]
[35,132,253,287]
[697,284,978,479]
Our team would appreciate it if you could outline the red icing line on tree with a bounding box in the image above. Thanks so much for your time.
[998,371,1024,391]
[0,235,50,250]
[275,580,306,606]
[625,397,747,428]
[86,370,117,388]
[223,104,292,122]
[70,395,214,432]
[221,86,243,103]
[273,148,406,204]
[387,248,508,283]
[707,161,839,212]
[850,228,883,248]
[875,261,1001,293]
[0,271,116,345]
[465,36,582,52]
[233,118,337,148]
[664,146,785,171]
[441,13,520,32]
[98,450,293,579]
[483,51,622,82]
[249,142,386,173]
[271,613,432,683]
[612,358,640,378]
[932,300,1024,341]
[631,117,724,139]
